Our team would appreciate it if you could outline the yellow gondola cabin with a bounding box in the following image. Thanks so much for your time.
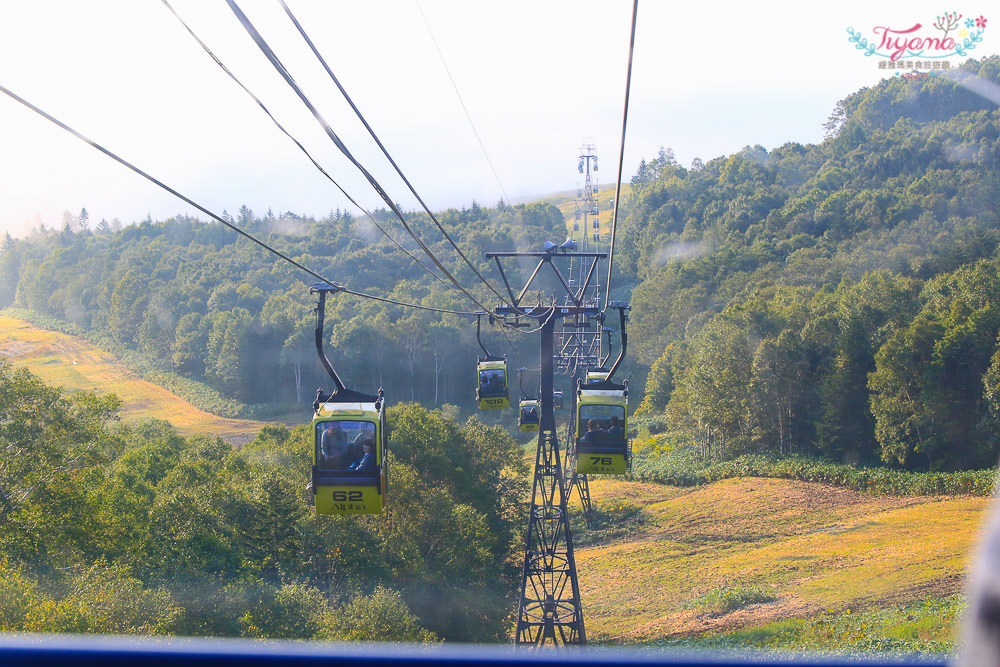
[518,399,540,432]
[308,283,389,515]
[312,394,388,515]
[476,357,510,410]
[575,378,629,475]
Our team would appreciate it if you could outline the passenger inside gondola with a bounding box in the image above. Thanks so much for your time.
[577,406,626,444]
[319,422,348,468]
[579,419,605,443]
[521,404,538,424]
[348,437,377,472]
[317,421,378,472]
[479,369,506,396]
[606,416,625,443]
[350,422,375,460]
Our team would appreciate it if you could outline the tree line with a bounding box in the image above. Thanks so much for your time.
[0,202,567,417]
[639,264,1000,470]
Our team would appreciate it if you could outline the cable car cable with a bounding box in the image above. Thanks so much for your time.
[507,306,557,335]
[276,0,513,309]
[604,0,639,312]
[224,0,492,313]
[414,0,512,207]
[160,0,465,301]
[0,82,477,318]
[337,286,477,315]
[225,0,501,317]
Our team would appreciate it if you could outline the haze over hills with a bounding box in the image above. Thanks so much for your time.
[1,56,1000,650]
[6,59,1000,474]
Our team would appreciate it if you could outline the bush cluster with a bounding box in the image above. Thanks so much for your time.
[629,447,996,497]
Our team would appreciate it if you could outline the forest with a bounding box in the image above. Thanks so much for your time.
[1,54,1000,640]
[5,58,1000,471]
[0,200,568,415]
[0,357,526,640]
[624,55,1000,471]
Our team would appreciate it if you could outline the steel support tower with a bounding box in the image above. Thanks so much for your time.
[573,143,601,254]
[517,313,585,645]
[562,144,604,375]
[558,146,604,526]
[554,314,602,376]
[488,249,606,647]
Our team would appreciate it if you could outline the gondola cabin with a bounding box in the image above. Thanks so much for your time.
[476,358,510,410]
[518,399,540,432]
[312,398,387,515]
[575,378,629,475]
[553,390,564,410]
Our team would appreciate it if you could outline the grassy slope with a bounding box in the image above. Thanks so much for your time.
[0,314,267,443]
[575,476,985,645]
[539,183,627,239]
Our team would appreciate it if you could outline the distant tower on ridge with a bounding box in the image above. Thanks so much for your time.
[573,143,600,253]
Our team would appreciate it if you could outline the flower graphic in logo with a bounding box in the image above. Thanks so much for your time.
[959,28,969,38]
[965,18,975,27]
[976,15,988,28]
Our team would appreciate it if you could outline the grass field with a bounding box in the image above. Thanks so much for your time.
[574,476,985,652]
[0,314,268,443]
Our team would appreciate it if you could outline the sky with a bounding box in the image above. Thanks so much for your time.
[0,0,996,238]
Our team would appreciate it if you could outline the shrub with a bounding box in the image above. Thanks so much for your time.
[320,587,439,643]
[629,447,997,497]
[689,585,776,614]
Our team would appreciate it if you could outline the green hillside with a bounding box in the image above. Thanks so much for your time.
[4,57,1000,475]
[0,313,981,653]
[0,360,528,642]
